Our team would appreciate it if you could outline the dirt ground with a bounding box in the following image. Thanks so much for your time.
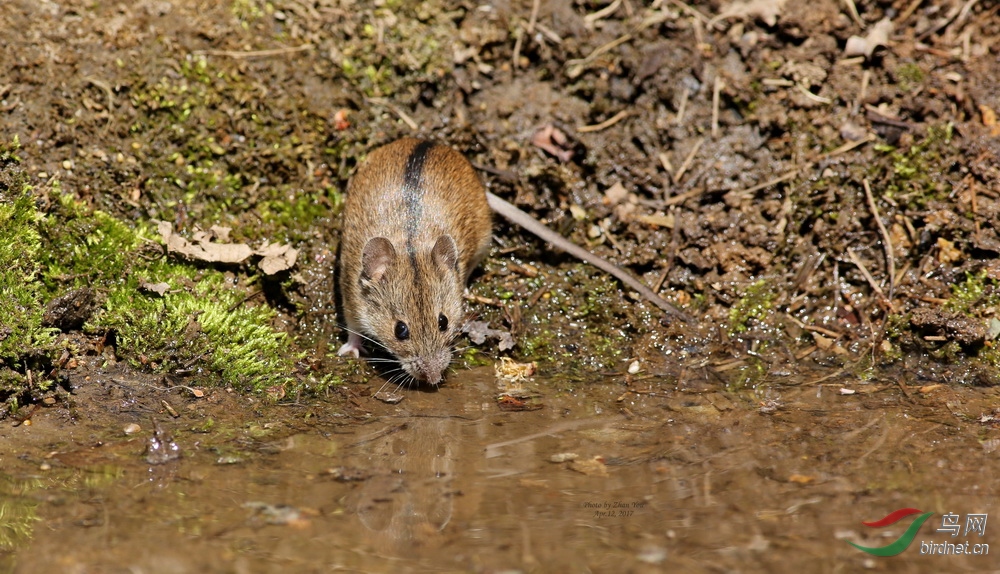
[1,0,1000,571]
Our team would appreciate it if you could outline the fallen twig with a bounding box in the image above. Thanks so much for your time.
[368,97,418,130]
[577,109,631,133]
[195,44,313,58]
[847,249,891,309]
[674,137,704,183]
[864,178,896,303]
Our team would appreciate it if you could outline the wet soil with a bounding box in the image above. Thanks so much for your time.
[2,0,1000,571]
[4,360,1000,572]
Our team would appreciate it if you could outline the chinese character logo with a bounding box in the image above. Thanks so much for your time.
[938,512,988,537]
[849,508,935,557]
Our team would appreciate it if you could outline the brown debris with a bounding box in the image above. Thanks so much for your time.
[155,220,298,275]
[909,307,987,347]
[530,123,574,162]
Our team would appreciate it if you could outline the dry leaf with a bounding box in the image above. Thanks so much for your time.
[549,452,580,463]
[936,237,962,264]
[844,18,893,58]
[636,213,675,228]
[603,182,629,206]
[711,0,788,27]
[569,456,608,477]
[463,320,516,351]
[154,220,298,275]
[257,241,299,275]
[980,105,1000,137]
[495,356,536,383]
[140,281,170,296]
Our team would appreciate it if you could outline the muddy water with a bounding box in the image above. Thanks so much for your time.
[1,366,998,573]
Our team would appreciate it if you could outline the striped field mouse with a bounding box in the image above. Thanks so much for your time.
[337,137,690,386]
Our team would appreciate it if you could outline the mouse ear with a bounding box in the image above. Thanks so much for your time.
[361,237,396,285]
[431,235,459,273]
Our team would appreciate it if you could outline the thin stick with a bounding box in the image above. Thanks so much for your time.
[368,97,418,130]
[565,33,633,76]
[195,44,313,58]
[852,69,870,116]
[863,178,895,302]
[527,0,541,34]
[663,186,704,207]
[675,87,689,125]
[898,0,924,22]
[822,132,876,158]
[711,76,723,137]
[833,259,841,316]
[847,250,889,306]
[658,152,675,178]
[843,0,863,27]
[534,23,563,44]
[667,0,712,25]
[513,0,540,72]
[511,26,524,71]
[796,83,832,104]
[674,137,704,182]
[584,0,622,25]
[487,193,692,322]
[653,211,681,293]
[83,77,115,112]
[577,109,631,133]
[734,169,799,198]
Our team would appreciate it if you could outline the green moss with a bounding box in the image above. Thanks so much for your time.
[895,63,924,92]
[874,124,954,208]
[947,270,999,315]
[0,146,57,367]
[231,0,269,25]
[931,340,963,362]
[338,3,455,99]
[92,265,292,393]
[727,357,766,390]
[254,185,343,242]
[38,188,141,291]
[727,279,777,337]
[23,186,299,395]
[458,347,492,367]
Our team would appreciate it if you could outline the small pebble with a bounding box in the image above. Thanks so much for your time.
[628,360,641,374]
[39,463,51,471]
[549,452,579,463]
[124,423,141,435]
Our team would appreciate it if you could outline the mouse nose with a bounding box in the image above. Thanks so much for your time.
[414,352,449,386]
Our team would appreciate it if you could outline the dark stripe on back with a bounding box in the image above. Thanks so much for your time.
[403,140,434,277]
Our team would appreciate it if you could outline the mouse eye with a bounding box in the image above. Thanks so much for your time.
[438,314,448,332]
[394,321,410,341]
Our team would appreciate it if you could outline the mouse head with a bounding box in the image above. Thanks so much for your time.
[356,234,466,386]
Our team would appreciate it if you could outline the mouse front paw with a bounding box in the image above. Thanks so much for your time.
[337,333,364,358]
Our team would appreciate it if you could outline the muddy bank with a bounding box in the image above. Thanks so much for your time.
[3,362,999,572]
[1,0,1000,570]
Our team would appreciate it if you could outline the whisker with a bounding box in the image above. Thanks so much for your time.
[381,371,408,393]
[337,325,385,349]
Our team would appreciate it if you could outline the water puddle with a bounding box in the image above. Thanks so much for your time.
[2,366,998,572]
